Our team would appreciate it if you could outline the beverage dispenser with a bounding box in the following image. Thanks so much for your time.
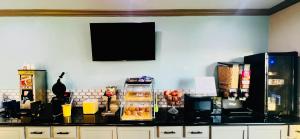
[18,70,47,109]
[244,52,298,117]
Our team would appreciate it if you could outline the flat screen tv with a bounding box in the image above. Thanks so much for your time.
[90,22,155,61]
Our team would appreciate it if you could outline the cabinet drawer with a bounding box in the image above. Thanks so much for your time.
[26,127,51,139]
[158,126,183,138]
[52,126,77,138]
[289,125,300,139]
[185,126,209,138]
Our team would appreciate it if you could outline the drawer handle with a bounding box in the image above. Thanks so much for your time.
[57,132,70,135]
[30,131,43,134]
[190,131,203,134]
[296,130,300,133]
[163,131,176,134]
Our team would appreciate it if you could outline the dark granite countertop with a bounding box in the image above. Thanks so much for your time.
[0,108,299,126]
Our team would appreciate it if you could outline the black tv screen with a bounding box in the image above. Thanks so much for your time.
[90,22,155,61]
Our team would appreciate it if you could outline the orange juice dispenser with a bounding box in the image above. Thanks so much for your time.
[18,70,47,109]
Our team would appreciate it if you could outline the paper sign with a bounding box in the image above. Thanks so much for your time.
[195,76,217,96]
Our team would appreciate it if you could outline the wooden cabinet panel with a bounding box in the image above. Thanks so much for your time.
[289,125,300,139]
[0,127,25,139]
[248,125,288,139]
[211,126,247,139]
[117,127,154,139]
[80,126,117,139]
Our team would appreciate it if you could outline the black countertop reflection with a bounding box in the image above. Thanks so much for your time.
[0,108,299,126]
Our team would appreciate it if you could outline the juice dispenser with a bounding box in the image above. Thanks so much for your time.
[244,52,298,117]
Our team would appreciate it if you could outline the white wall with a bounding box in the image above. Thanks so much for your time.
[269,2,300,53]
[269,4,300,111]
[0,16,268,89]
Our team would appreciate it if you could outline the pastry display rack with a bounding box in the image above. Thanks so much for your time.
[120,77,155,121]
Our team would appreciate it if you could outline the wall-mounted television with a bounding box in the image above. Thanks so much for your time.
[90,22,155,61]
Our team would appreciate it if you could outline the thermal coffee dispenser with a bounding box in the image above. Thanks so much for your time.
[18,70,47,110]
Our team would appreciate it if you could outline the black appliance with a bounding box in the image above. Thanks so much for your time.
[51,72,68,116]
[184,94,213,121]
[90,22,155,61]
[244,52,298,117]
[30,72,71,120]
[217,62,253,116]
[31,101,54,121]
[2,100,20,118]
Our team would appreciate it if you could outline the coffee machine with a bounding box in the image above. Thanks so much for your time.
[244,52,298,117]
[18,70,47,110]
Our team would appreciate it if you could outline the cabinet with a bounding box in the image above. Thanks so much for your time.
[79,127,117,139]
[184,126,209,139]
[25,126,51,139]
[157,126,183,138]
[289,125,300,139]
[248,125,288,139]
[0,127,25,139]
[117,127,154,139]
[211,126,247,139]
[52,126,77,139]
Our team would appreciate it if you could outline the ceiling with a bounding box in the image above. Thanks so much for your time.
[0,0,285,10]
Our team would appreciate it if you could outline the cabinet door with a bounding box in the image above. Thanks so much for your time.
[289,125,300,139]
[80,127,117,139]
[117,127,154,139]
[249,125,288,139]
[211,126,247,139]
[0,127,25,139]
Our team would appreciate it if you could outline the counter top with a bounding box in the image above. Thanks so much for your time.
[0,108,299,126]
